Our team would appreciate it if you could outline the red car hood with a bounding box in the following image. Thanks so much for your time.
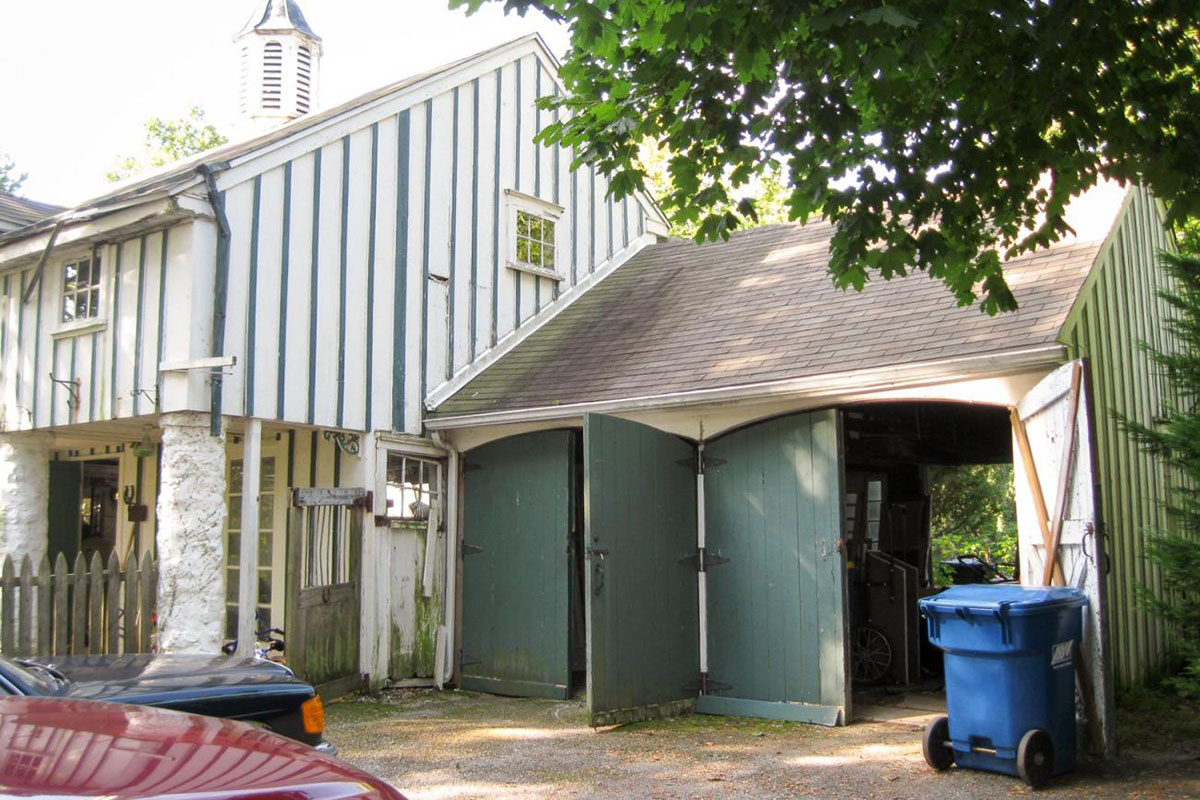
[0,696,405,800]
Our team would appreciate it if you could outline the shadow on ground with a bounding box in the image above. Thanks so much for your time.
[326,689,1200,799]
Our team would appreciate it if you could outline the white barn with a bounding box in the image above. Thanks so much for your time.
[0,11,666,691]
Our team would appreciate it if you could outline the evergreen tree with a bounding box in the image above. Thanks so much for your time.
[1123,250,1200,696]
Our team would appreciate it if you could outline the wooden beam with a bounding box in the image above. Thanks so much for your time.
[1010,407,1067,586]
[236,418,262,657]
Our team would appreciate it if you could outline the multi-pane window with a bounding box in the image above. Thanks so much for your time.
[225,456,277,638]
[61,256,101,323]
[515,210,557,273]
[385,454,442,521]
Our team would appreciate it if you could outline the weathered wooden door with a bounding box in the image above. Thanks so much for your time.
[699,410,849,725]
[286,488,363,697]
[47,461,81,564]
[583,413,699,726]
[1013,360,1114,755]
[460,431,573,698]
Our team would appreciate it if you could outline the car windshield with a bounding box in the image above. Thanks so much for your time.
[0,655,63,694]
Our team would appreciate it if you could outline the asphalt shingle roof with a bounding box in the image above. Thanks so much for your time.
[434,220,1102,418]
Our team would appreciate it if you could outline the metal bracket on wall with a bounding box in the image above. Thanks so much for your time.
[131,387,159,409]
[48,373,81,421]
[679,547,729,572]
[683,671,732,695]
[322,430,361,455]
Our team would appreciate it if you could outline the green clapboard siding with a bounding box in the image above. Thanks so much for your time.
[461,430,573,699]
[1059,186,1178,688]
[584,413,699,726]
[700,410,848,723]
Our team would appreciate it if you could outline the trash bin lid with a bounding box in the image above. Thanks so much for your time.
[920,584,1087,616]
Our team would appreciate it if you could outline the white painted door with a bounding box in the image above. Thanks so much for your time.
[1012,359,1113,756]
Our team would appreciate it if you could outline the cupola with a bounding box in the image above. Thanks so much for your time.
[233,0,322,132]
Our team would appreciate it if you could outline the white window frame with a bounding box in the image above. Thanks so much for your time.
[505,189,564,282]
[54,251,107,337]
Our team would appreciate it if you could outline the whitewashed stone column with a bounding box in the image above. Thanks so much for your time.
[156,412,227,653]
[0,433,50,564]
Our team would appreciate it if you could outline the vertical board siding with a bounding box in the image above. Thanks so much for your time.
[1,48,657,438]
[1059,187,1177,687]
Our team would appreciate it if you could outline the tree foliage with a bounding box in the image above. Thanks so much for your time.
[1122,249,1200,696]
[0,151,27,194]
[455,0,1200,314]
[928,464,1018,585]
[107,106,227,183]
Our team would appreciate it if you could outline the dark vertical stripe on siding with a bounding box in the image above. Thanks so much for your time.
[286,429,295,487]
[337,135,351,427]
[448,87,460,381]
[309,429,318,486]
[470,77,481,360]
[89,331,97,421]
[420,100,433,421]
[365,124,379,432]
[156,229,170,396]
[68,335,77,421]
[277,163,292,420]
[638,204,645,236]
[393,111,411,431]
[49,339,59,426]
[132,236,148,416]
[334,446,342,487]
[552,86,561,302]
[534,67,541,198]
[307,148,322,425]
[246,179,262,417]
[31,276,42,425]
[110,245,122,418]
[622,196,629,249]
[491,67,502,348]
[607,180,614,259]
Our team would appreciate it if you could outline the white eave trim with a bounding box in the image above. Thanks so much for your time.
[425,343,1069,430]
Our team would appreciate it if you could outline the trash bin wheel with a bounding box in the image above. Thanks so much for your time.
[922,716,954,771]
[1017,728,1055,789]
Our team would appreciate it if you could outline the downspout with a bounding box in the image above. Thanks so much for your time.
[196,162,232,436]
[431,430,459,690]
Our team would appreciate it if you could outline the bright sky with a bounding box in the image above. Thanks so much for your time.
[1,0,569,207]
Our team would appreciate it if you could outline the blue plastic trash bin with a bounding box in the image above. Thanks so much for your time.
[918,584,1088,788]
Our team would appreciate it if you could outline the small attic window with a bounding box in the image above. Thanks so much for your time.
[61,256,101,323]
[506,190,564,281]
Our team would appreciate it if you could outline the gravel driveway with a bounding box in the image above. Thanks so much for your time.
[326,689,1200,799]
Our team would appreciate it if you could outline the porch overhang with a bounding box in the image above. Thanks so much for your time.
[425,343,1068,431]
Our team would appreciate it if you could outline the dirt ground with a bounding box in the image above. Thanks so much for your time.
[325,689,1200,800]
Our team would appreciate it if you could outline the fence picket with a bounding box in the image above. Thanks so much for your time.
[106,552,121,654]
[36,556,50,656]
[123,555,138,649]
[53,553,68,655]
[138,552,154,652]
[1,557,14,654]
[71,553,87,653]
[17,557,34,657]
[87,552,103,654]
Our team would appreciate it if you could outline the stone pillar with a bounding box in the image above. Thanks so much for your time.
[0,433,50,565]
[156,412,227,653]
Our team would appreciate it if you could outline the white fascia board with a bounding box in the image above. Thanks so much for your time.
[424,232,657,409]
[425,344,1069,430]
[213,36,549,191]
[0,197,197,271]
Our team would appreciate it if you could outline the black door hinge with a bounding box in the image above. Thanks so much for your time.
[461,542,484,557]
[683,671,732,694]
[679,547,729,572]
[460,651,481,668]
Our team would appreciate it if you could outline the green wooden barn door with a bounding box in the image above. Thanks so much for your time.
[698,410,849,725]
[583,413,699,726]
[461,430,573,699]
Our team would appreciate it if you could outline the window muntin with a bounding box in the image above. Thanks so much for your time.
[385,454,442,521]
[225,456,277,638]
[515,210,557,273]
[61,256,101,323]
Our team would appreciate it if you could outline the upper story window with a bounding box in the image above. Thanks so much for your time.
[506,190,564,281]
[61,256,101,323]
[385,453,442,522]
